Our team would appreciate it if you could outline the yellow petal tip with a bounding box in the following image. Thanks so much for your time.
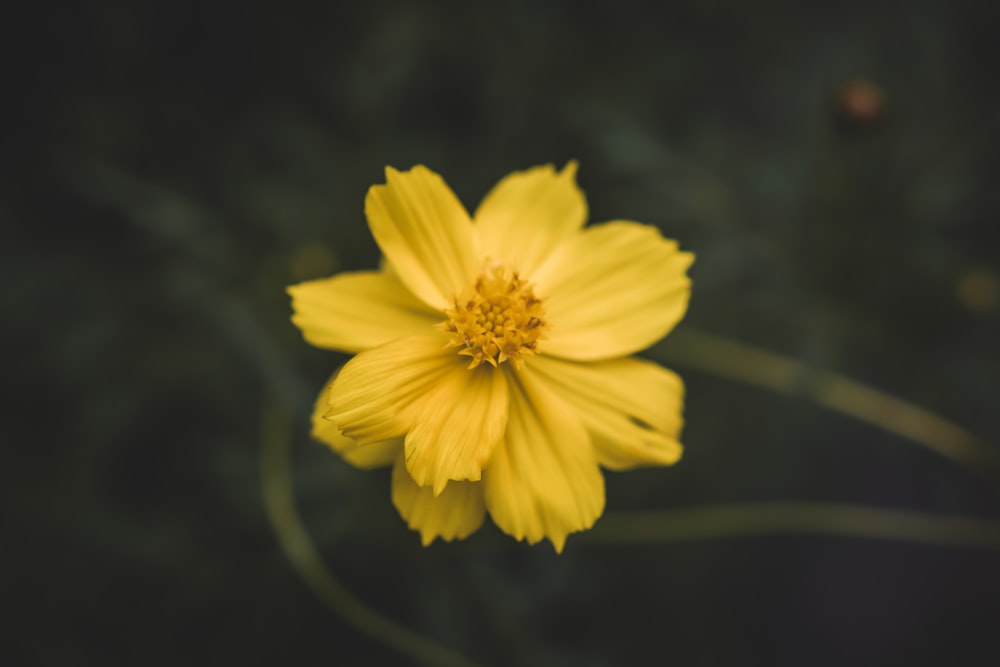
[560,160,579,179]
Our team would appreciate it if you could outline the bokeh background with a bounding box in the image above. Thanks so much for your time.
[5,1,1000,665]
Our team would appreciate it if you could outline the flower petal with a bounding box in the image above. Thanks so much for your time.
[532,222,694,361]
[311,374,400,469]
[391,452,486,546]
[327,336,461,444]
[365,166,479,310]
[404,363,509,495]
[529,355,684,470]
[288,271,440,353]
[474,162,586,276]
[482,367,604,553]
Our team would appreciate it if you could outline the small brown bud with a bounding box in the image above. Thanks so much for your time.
[835,78,886,131]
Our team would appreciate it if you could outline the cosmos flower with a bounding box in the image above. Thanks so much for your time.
[288,163,693,552]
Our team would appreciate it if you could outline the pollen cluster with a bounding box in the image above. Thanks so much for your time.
[441,262,547,369]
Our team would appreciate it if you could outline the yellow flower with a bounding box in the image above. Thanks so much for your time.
[288,163,694,552]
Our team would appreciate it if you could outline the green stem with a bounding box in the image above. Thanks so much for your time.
[657,328,1000,481]
[586,503,1000,549]
[261,329,1000,659]
[260,400,483,667]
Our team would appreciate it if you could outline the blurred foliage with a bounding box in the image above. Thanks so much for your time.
[4,1,1000,665]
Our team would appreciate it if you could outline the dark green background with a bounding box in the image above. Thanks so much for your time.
[5,1,1000,665]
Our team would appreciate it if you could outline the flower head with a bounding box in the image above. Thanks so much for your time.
[288,163,694,552]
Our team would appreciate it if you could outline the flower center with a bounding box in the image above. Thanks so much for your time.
[441,262,547,369]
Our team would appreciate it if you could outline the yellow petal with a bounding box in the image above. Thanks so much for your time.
[365,166,479,310]
[529,355,684,470]
[404,363,509,495]
[327,336,461,444]
[391,452,486,546]
[310,374,400,469]
[482,367,605,553]
[532,222,694,361]
[473,162,586,276]
[288,270,440,353]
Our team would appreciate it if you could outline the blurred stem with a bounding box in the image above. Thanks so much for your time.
[260,400,482,667]
[262,329,999,652]
[657,328,1000,481]
[588,504,1000,549]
